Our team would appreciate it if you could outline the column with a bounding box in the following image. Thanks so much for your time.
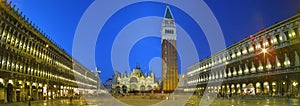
[12,84,16,102]
[268,81,273,96]
[269,82,273,96]
[4,85,7,103]
[36,82,40,100]
[35,85,38,100]
[261,83,264,95]
[288,80,291,97]
[46,85,49,100]
[21,80,25,102]
[298,83,300,97]
[221,85,223,94]
[297,24,300,38]
[278,81,281,96]
[29,84,32,101]
[254,83,256,95]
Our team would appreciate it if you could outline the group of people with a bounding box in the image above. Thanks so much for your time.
[219,92,232,99]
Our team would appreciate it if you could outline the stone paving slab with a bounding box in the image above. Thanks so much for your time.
[0,95,299,106]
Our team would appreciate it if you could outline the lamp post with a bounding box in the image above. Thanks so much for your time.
[262,48,268,67]
[95,68,101,94]
[286,75,292,105]
[83,71,88,95]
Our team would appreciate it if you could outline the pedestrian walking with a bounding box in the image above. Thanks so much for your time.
[70,95,73,103]
[287,92,292,106]
[227,92,230,99]
[207,95,210,101]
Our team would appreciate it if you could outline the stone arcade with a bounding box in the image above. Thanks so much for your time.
[0,1,99,103]
[186,13,300,97]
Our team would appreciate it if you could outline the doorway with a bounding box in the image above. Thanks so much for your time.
[6,83,13,102]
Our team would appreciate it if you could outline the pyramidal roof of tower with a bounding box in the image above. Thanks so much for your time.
[164,5,174,19]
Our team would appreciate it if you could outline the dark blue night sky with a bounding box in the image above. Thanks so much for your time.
[10,0,300,81]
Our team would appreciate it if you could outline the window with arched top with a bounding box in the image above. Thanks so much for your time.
[130,77,138,83]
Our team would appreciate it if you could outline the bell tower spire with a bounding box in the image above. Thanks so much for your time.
[161,5,178,93]
[164,5,174,19]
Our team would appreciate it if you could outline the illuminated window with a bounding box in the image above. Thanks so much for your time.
[6,32,10,44]
[2,29,7,42]
[249,44,255,52]
[271,36,278,45]
[256,43,261,50]
[227,54,231,61]
[279,33,284,41]
[251,62,256,73]
[238,66,243,75]
[11,58,15,71]
[23,41,26,51]
[263,39,269,47]
[258,61,264,72]
[19,40,23,49]
[233,68,237,76]
[275,35,281,43]
[231,52,236,59]
[15,37,19,48]
[237,50,241,57]
[227,68,232,77]
[284,31,290,40]
[242,47,248,55]
[244,64,249,74]
[11,35,15,46]
[294,28,299,37]
[223,56,226,62]
[284,54,291,67]
[26,67,30,74]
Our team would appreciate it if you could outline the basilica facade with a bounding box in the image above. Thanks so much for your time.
[112,66,159,93]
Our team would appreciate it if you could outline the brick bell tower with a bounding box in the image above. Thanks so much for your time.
[161,5,178,93]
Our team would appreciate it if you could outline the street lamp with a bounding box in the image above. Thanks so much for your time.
[262,48,268,54]
[95,68,101,77]
[95,68,101,93]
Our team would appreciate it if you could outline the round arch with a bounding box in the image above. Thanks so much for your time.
[231,84,235,94]
[147,85,152,91]
[140,85,145,91]
[256,82,261,94]
[122,85,127,93]
[129,77,139,83]
[271,81,277,96]
[263,82,269,94]
[130,84,138,91]
[115,86,121,93]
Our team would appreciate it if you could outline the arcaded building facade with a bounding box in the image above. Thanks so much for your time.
[186,13,300,97]
[0,1,98,103]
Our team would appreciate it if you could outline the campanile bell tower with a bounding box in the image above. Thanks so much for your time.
[161,5,178,92]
